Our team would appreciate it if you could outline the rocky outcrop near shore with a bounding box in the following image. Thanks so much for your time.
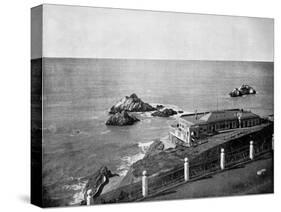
[106,111,140,126]
[151,108,177,117]
[119,145,185,186]
[81,166,118,205]
[229,84,256,97]
[109,93,156,114]
[143,140,165,158]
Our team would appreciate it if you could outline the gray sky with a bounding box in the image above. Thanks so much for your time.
[32,4,274,61]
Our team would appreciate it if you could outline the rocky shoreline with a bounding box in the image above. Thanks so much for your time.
[83,121,273,203]
[119,123,273,187]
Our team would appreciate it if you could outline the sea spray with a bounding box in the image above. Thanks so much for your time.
[117,153,145,176]
[138,141,154,153]
[117,141,155,176]
[63,178,88,205]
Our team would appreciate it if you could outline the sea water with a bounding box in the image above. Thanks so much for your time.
[36,58,273,206]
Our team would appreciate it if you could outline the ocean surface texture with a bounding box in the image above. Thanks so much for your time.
[33,58,273,206]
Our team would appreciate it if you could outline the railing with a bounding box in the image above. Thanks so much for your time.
[225,145,250,167]
[148,166,184,194]
[189,156,220,178]
[88,137,273,204]
[96,181,143,204]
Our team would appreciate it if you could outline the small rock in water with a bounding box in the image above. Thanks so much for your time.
[156,104,164,109]
[151,108,178,117]
[257,169,266,176]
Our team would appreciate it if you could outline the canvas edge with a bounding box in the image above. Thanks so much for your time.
[31,5,43,208]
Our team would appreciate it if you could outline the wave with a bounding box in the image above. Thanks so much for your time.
[100,130,111,135]
[63,178,88,205]
[117,150,147,176]
[116,138,169,176]
[139,112,153,118]
[138,141,154,153]
[116,140,155,176]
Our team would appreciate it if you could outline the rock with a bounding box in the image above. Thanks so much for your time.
[109,93,156,114]
[151,108,178,117]
[144,140,165,159]
[106,111,140,126]
[229,88,242,97]
[83,166,118,204]
[156,104,164,109]
[257,169,267,176]
[229,84,256,97]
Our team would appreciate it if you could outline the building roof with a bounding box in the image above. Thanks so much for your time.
[180,109,260,126]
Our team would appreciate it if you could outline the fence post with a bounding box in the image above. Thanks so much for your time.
[249,140,254,160]
[184,157,189,181]
[142,170,148,197]
[86,189,92,205]
[220,148,225,170]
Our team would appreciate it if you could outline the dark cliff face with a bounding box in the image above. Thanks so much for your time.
[109,93,156,114]
[82,166,118,204]
[106,111,140,126]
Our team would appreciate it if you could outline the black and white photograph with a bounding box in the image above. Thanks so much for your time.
[30,3,274,209]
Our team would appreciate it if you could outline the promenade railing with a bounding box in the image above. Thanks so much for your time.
[94,137,272,204]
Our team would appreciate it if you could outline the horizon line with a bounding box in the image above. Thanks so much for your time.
[31,57,274,63]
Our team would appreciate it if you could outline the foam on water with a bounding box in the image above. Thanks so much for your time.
[139,112,153,118]
[116,140,156,176]
[64,178,88,205]
[138,141,154,153]
[100,130,111,135]
[117,152,145,176]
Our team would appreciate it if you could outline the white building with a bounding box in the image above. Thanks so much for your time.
[170,109,261,147]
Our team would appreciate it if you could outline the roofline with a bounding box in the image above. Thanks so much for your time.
[179,109,260,126]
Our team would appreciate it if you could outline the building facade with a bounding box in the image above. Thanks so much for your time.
[170,109,261,147]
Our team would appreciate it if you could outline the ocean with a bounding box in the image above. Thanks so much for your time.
[35,58,273,206]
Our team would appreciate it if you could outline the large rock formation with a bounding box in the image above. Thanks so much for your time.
[81,166,118,205]
[229,84,256,97]
[151,108,177,117]
[109,93,156,114]
[106,110,140,126]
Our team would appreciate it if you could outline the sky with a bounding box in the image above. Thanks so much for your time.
[32,4,274,61]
